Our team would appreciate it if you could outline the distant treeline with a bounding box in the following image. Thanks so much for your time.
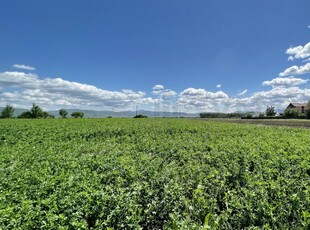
[199,112,250,119]
[0,104,84,119]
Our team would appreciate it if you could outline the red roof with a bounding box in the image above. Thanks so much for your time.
[290,103,307,107]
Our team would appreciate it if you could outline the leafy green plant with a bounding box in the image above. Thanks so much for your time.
[283,108,299,118]
[71,111,84,118]
[1,118,310,229]
[0,104,14,118]
[59,109,68,118]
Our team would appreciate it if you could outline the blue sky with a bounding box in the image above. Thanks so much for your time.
[1,0,310,112]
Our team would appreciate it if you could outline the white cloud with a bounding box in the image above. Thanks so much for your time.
[159,90,177,98]
[176,81,310,113]
[288,56,294,61]
[152,84,164,90]
[263,76,308,87]
[180,88,228,99]
[252,86,310,100]
[279,63,310,76]
[1,70,310,114]
[0,71,156,110]
[238,89,248,96]
[12,64,36,71]
[302,58,310,63]
[152,84,177,101]
[216,84,221,88]
[177,88,230,112]
[286,42,310,60]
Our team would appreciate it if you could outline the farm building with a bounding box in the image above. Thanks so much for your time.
[286,103,308,114]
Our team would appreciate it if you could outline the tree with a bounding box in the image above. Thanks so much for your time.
[307,99,310,119]
[59,109,68,118]
[258,113,265,118]
[266,106,276,117]
[242,113,252,119]
[18,111,32,119]
[31,103,45,118]
[17,104,51,119]
[71,111,84,118]
[283,108,299,118]
[133,114,147,118]
[0,104,15,119]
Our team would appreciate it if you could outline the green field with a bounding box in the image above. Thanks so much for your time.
[1,118,310,229]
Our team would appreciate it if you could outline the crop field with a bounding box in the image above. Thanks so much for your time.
[206,118,310,129]
[1,118,310,229]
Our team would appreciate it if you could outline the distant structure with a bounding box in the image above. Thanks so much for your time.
[286,103,308,114]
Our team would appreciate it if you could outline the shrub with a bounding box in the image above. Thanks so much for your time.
[283,108,299,119]
[71,112,84,118]
[265,106,276,117]
[241,113,252,119]
[0,104,15,119]
[59,109,68,118]
[133,114,147,118]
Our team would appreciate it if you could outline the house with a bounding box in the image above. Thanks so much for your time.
[286,103,308,114]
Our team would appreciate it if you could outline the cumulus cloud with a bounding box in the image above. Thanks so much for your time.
[12,64,36,71]
[252,86,310,100]
[1,69,310,114]
[286,42,310,61]
[238,89,248,96]
[152,84,164,90]
[263,76,308,87]
[216,84,221,88]
[0,71,155,110]
[279,63,310,77]
[175,81,310,113]
[180,88,228,99]
[177,88,230,112]
[152,84,177,100]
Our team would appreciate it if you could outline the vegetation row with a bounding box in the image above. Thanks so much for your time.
[199,103,310,119]
[0,104,84,119]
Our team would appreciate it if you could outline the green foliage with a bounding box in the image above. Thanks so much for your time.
[199,112,248,118]
[17,104,51,119]
[266,106,276,117]
[258,112,265,118]
[0,104,15,119]
[133,114,147,118]
[59,109,68,118]
[71,111,84,118]
[307,100,310,119]
[242,113,253,119]
[307,110,310,119]
[17,111,33,118]
[284,108,299,118]
[1,119,310,229]
[30,103,45,118]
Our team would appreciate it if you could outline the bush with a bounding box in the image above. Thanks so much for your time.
[0,104,15,119]
[133,114,147,118]
[71,112,84,118]
[258,113,265,118]
[18,111,33,119]
[265,106,276,117]
[17,104,52,119]
[59,109,68,118]
[307,110,310,119]
[283,108,299,119]
[241,113,252,119]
